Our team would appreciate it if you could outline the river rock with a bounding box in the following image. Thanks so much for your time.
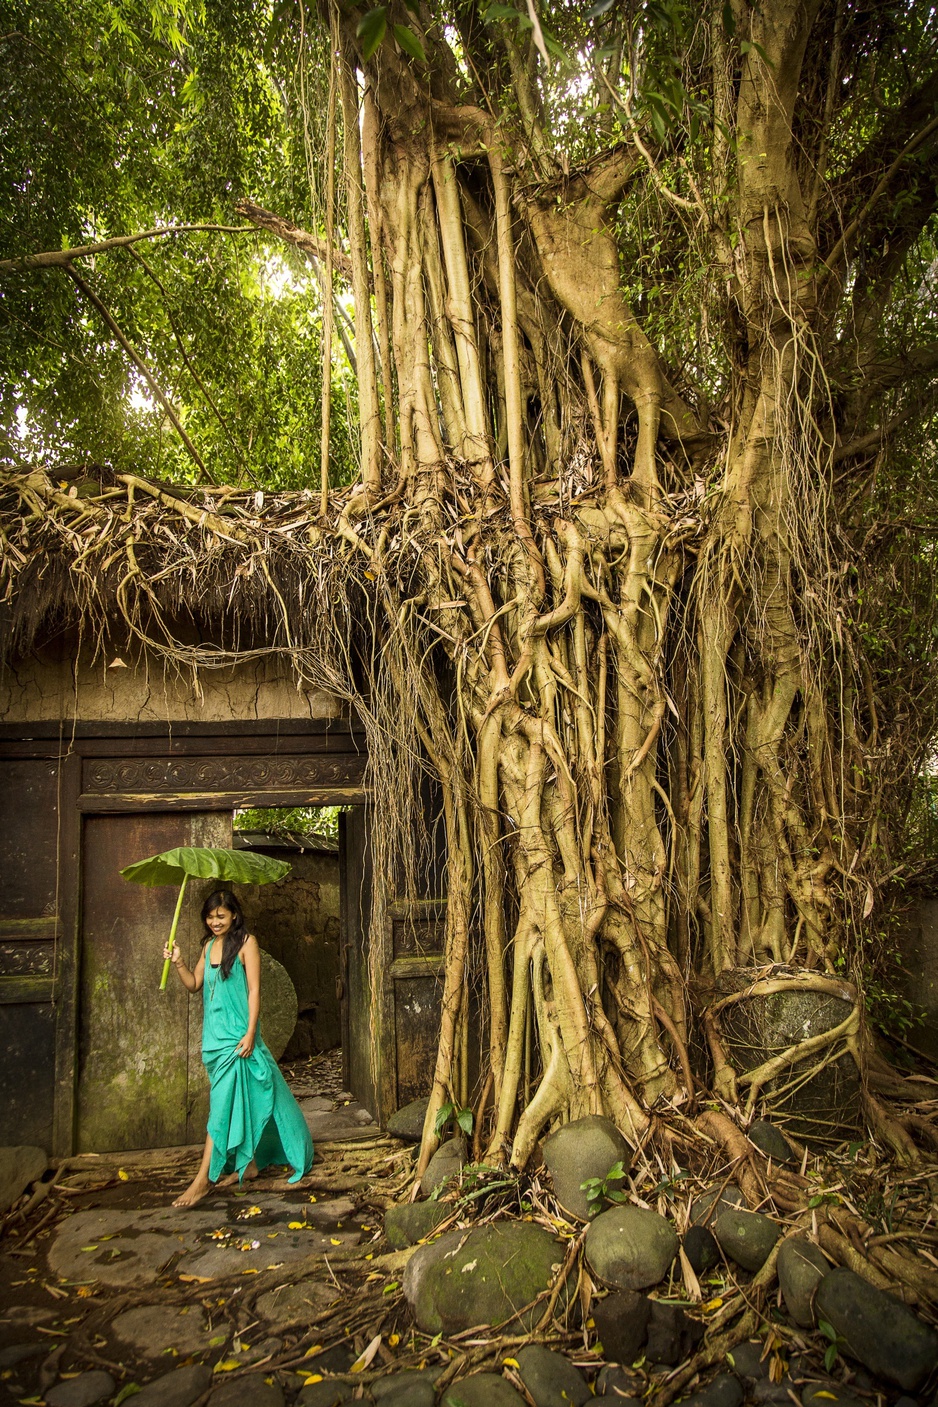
[683,1225,720,1275]
[643,1300,704,1366]
[542,1115,630,1221]
[46,1373,115,1407]
[0,1145,47,1212]
[690,1185,744,1226]
[585,1206,678,1289]
[0,1343,45,1368]
[297,1384,350,1407]
[815,1267,938,1391]
[592,1289,651,1363]
[726,1341,768,1379]
[440,1373,526,1407]
[748,1120,796,1165]
[777,1237,828,1327]
[514,1345,591,1407]
[132,1365,214,1407]
[385,1200,450,1249]
[208,1373,284,1407]
[258,950,298,1061]
[419,1137,467,1196]
[713,1208,779,1272]
[801,1388,866,1407]
[404,1221,566,1335]
[682,1375,744,1407]
[374,1367,444,1401]
[594,1365,641,1403]
[378,1379,435,1407]
[387,1098,431,1142]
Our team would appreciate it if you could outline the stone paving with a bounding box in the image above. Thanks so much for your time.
[0,1050,405,1404]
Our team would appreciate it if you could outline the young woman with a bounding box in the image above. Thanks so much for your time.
[164,889,314,1207]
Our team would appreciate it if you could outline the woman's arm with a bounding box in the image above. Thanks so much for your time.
[236,935,260,1057]
[164,944,205,992]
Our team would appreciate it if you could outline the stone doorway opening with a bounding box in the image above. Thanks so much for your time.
[232,803,349,1065]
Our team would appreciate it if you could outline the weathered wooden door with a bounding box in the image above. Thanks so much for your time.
[77,810,229,1152]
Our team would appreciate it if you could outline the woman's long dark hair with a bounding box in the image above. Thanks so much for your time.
[200,890,247,979]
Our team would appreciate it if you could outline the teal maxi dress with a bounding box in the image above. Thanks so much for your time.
[203,953,314,1184]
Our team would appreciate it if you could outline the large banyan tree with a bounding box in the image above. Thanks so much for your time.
[2,0,938,1170]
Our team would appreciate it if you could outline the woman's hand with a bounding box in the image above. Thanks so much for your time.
[163,944,183,965]
[235,1031,255,1059]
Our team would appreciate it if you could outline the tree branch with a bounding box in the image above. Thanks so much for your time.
[821,113,938,281]
[64,266,214,484]
[124,245,252,483]
[235,199,354,282]
[0,224,253,275]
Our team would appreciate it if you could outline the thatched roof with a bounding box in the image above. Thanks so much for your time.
[0,465,362,669]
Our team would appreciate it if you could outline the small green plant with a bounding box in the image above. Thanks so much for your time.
[580,1159,629,1218]
[435,1100,473,1138]
[818,1319,843,1373]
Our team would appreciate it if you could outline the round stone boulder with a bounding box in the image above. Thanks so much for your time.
[258,950,298,1060]
[131,1365,214,1407]
[683,1225,719,1275]
[585,1206,678,1290]
[542,1115,631,1221]
[208,1374,284,1407]
[815,1267,938,1391]
[777,1237,828,1327]
[373,1368,442,1407]
[403,1222,566,1335]
[387,1097,431,1142]
[441,1374,526,1407]
[690,1185,744,1226]
[801,1388,866,1407]
[681,1375,743,1407]
[298,1385,351,1407]
[45,1373,115,1407]
[591,1288,651,1364]
[385,1200,450,1249]
[747,1120,796,1165]
[712,1208,779,1272]
[378,1379,435,1407]
[419,1136,467,1196]
[514,1345,591,1407]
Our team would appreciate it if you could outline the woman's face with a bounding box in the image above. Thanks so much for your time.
[206,906,235,938]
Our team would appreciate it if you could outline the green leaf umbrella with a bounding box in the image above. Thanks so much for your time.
[120,846,292,990]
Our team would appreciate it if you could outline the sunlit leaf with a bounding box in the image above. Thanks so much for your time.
[121,846,290,888]
[392,25,426,63]
[356,7,388,61]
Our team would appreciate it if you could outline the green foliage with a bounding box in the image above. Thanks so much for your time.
[434,1100,473,1138]
[0,0,357,489]
[580,1159,629,1218]
[120,845,291,886]
[818,1319,843,1374]
[233,805,349,840]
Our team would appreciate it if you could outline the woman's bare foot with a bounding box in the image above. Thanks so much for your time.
[172,1174,213,1207]
[217,1160,259,1189]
